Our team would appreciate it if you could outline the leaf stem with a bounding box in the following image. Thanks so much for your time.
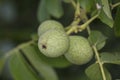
[81,9,106,80]
[92,46,106,80]
[66,1,80,35]
[85,17,107,80]
[84,13,106,80]
[112,2,120,9]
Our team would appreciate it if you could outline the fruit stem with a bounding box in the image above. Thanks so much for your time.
[92,45,106,80]
[66,26,77,35]
[78,10,100,31]
[66,10,100,35]
[66,1,81,35]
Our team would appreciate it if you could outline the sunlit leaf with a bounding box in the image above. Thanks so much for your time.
[85,63,111,80]
[46,0,64,18]
[100,52,120,65]
[20,43,58,80]
[37,0,50,22]
[9,51,39,80]
[114,6,120,37]
[88,30,107,50]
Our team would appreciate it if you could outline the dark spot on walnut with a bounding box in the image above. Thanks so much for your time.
[42,45,47,49]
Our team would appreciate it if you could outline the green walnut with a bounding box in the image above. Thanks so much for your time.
[38,29,69,57]
[38,20,64,36]
[65,36,93,65]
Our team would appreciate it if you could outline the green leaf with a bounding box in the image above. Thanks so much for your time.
[79,0,95,12]
[88,30,107,50]
[38,54,71,68]
[99,10,114,28]
[85,63,111,80]
[20,43,58,80]
[77,72,90,80]
[69,71,90,80]
[37,0,50,22]
[114,6,120,37]
[101,0,112,19]
[100,52,120,65]
[9,51,39,80]
[81,0,95,12]
[33,44,71,68]
[46,0,64,18]
[96,41,106,50]
[96,0,114,27]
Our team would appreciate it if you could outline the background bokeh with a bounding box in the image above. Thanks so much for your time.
[0,0,39,53]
